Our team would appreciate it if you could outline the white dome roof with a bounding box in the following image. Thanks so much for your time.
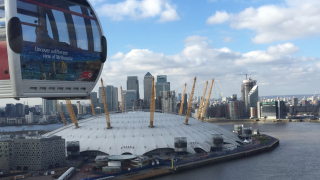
[44,112,241,155]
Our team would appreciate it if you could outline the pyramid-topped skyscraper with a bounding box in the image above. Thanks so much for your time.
[144,72,153,108]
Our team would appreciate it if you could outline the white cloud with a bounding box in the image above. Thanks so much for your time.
[207,0,320,43]
[93,36,318,98]
[157,3,180,23]
[110,52,125,59]
[206,11,230,25]
[223,36,233,42]
[235,43,300,65]
[266,43,299,56]
[96,0,180,22]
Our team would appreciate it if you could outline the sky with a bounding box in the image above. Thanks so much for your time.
[2,0,320,106]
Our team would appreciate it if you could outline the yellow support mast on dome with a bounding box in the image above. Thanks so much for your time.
[197,81,208,120]
[179,83,187,115]
[201,78,214,121]
[66,100,79,128]
[90,95,96,116]
[150,76,155,127]
[56,100,66,126]
[120,86,125,113]
[185,77,196,125]
[101,78,111,129]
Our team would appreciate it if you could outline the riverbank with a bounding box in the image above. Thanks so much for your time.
[205,118,320,123]
[117,136,279,180]
[170,137,279,175]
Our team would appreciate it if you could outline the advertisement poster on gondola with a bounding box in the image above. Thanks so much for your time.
[20,42,102,82]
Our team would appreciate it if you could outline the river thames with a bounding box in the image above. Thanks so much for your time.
[157,122,320,180]
[1,122,319,180]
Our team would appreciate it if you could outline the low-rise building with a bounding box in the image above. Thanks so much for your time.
[0,136,65,172]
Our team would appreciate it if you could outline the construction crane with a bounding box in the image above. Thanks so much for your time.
[120,86,125,113]
[179,83,187,115]
[185,77,197,125]
[90,95,96,116]
[65,100,79,128]
[101,78,111,129]
[237,73,251,80]
[56,100,66,125]
[201,79,214,121]
[197,81,208,120]
[150,76,155,127]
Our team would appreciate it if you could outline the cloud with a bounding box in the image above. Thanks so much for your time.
[110,52,125,59]
[235,43,300,65]
[206,11,230,25]
[94,36,318,98]
[95,0,180,22]
[207,0,320,43]
[157,3,180,23]
[223,36,234,42]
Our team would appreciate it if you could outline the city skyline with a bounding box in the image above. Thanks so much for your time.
[2,1,320,105]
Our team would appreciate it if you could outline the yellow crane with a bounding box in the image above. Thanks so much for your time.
[101,78,111,129]
[65,100,79,128]
[197,81,208,120]
[201,78,214,121]
[120,86,125,113]
[179,83,187,115]
[150,76,155,127]
[185,77,197,125]
[56,100,66,125]
[90,95,96,116]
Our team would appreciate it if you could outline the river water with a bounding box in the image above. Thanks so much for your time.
[0,124,63,132]
[157,122,320,180]
[1,122,319,180]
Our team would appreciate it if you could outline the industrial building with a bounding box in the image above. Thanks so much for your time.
[0,135,65,172]
[44,112,242,156]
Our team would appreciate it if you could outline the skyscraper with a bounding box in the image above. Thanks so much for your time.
[98,87,104,104]
[144,72,153,108]
[113,87,119,111]
[16,103,24,117]
[123,90,138,110]
[157,75,167,82]
[106,85,114,111]
[42,99,57,115]
[127,76,139,99]
[292,97,298,106]
[241,79,258,117]
[160,91,176,113]
[219,93,223,101]
[156,75,170,109]
[90,92,98,108]
[76,101,83,115]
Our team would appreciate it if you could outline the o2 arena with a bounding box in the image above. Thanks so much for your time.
[44,112,242,156]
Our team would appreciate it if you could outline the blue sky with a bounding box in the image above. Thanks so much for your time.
[2,0,320,106]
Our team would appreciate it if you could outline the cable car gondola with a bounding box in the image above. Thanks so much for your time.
[0,0,107,99]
